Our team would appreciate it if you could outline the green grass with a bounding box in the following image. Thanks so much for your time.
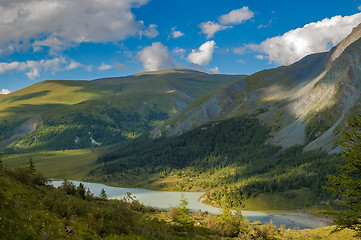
[2,149,99,179]
[241,188,316,211]
[0,69,242,151]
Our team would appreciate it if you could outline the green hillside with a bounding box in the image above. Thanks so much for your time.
[90,116,343,210]
[0,69,244,152]
[0,161,356,239]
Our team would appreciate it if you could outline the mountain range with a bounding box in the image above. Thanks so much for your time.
[0,69,243,151]
[4,23,361,153]
[2,23,361,212]
[155,24,361,154]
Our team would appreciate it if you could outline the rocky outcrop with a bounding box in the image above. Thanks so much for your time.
[0,116,42,149]
[159,81,247,136]
[156,23,361,153]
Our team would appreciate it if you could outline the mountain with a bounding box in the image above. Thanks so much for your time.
[0,69,244,151]
[89,27,361,209]
[156,24,361,153]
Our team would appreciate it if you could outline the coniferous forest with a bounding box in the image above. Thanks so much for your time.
[90,116,343,209]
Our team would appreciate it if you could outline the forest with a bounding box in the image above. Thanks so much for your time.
[4,104,168,152]
[90,116,343,209]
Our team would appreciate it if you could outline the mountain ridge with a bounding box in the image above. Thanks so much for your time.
[0,69,244,151]
[155,24,361,153]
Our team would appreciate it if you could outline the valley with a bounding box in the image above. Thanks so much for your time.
[1,18,361,240]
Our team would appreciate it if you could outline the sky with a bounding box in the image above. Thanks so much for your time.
[1,0,361,94]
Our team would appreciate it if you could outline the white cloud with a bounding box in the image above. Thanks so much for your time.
[199,21,231,39]
[219,7,254,25]
[209,66,219,73]
[232,43,262,55]
[255,13,361,65]
[187,40,216,66]
[0,88,11,94]
[255,54,266,60]
[137,42,176,71]
[143,24,159,39]
[0,0,150,53]
[98,63,113,71]
[233,46,247,55]
[358,5,361,11]
[199,7,253,39]
[65,61,82,70]
[0,57,85,79]
[172,47,186,57]
[170,27,184,39]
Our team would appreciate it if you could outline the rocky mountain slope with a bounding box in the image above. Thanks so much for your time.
[0,69,244,151]
[156,24,361,153]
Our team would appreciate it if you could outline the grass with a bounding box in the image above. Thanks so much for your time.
[0,69,241,150]
[241,188,316,211]
[1,165,357,239]
[2,149,99,180]
[283,226,357,239]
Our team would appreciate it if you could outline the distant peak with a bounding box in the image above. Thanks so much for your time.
[330,23,361,62]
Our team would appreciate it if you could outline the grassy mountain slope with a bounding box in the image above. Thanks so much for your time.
[91,116,343,210]
[158,25,361,153]
[2,149,99,180]
[0,69,244,151]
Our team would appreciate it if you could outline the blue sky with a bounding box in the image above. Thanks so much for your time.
[1,0,361,93]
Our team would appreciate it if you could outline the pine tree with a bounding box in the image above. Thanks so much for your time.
[326,115,361,237]
[170,194,194,227]
[100,188,108,199]
[77,183,86,200]
[28,157,35,173]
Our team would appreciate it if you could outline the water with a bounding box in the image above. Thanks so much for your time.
[50,180,331,229]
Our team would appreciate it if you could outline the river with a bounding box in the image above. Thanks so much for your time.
[51,180,331,230]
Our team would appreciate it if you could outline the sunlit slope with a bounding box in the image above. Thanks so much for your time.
[158,24,361,153]
[0,69,244,151]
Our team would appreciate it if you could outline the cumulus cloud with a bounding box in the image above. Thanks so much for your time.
[98,63,113,71]
[199,21,231,39]
[65,61,83,70]
[219,7,254,25]
[199,7,253,39]
[209,66,220,73]
[0,0,150,53]
[170,27,185,39]
[0,88,11,94]
[187,41,216,66]
[143,24,159,39]
[0,57,85,79]
[137,42,176,71]
[254,13,361,65]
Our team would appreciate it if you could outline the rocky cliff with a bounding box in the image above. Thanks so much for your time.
[156,24,361,153]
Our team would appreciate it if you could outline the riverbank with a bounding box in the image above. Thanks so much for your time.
[51,180,333,229]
